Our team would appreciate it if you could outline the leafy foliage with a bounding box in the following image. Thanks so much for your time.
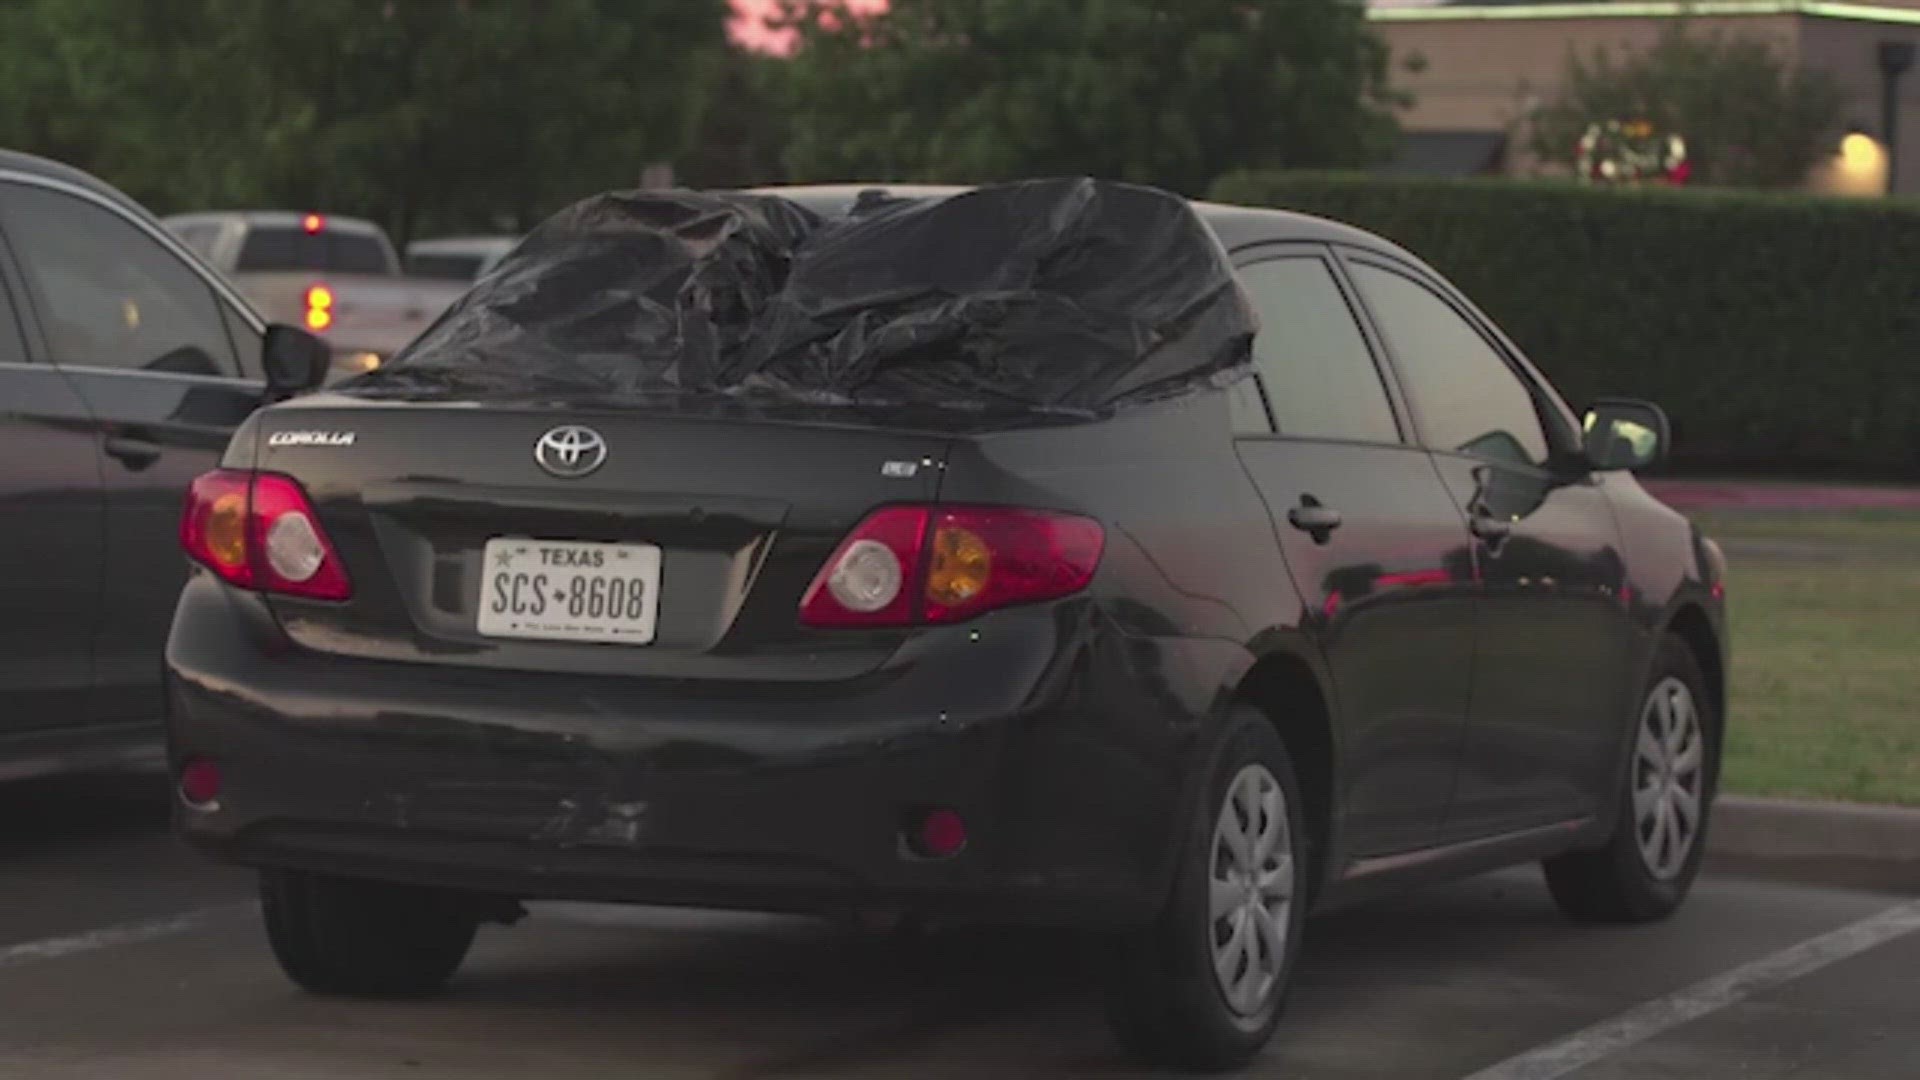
[0,0,732,241]
[1209,171,1920,475]
[1528,26,1845,189]
[775,0,1399,193]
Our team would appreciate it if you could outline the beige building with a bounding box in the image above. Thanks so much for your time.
[1370,1,1920,194]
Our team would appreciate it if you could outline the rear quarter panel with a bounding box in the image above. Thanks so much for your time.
[937,391,1311,894]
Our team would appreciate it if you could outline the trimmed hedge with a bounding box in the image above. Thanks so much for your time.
[1208,171,1920,476]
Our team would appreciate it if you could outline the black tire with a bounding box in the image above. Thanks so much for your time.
[1105,705,1309,1072]
[1544,634,1717,923]
[260,869,479,996]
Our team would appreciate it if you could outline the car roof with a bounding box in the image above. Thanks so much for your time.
[745,182,1416,259]
[0,148,151,215]
[161,210,387,236]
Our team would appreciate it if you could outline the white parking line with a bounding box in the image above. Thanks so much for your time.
[1464,898,1920,1080]
[0,902,251,970]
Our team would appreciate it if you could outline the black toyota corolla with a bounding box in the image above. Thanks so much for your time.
[166,179,1728,1071]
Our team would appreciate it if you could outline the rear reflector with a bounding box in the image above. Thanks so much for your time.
[800,504,1102,628]
[178,758,222,808]
[913,808,968,859]
[181,469,352,600]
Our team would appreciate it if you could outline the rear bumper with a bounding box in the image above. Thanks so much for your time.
[165,577,1219,926]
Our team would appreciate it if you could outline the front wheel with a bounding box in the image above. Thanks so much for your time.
[1544,634,1716,923]
[1105,706,1308,1072]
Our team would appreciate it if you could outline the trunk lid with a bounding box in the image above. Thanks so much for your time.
[249,397,951,681]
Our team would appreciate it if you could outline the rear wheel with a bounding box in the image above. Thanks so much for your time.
[260,869,479,996]
[1106,706,1307,1072]
[1544,634,1715,923]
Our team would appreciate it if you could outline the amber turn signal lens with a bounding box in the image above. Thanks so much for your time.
[204,490,248,569]
[926,525,991,607]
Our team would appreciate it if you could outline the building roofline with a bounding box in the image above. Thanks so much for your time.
[1370,1,1920,27]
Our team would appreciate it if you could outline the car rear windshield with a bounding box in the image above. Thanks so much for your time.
[235,227,392,274]
[353,179,1255,427]
[405,252,485,280]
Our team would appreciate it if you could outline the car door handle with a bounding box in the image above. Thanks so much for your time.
[1469,513,1513,542]
[1287,503,1343,541]
[104,435,162,471]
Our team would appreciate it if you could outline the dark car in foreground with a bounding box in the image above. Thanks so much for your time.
[0,149,325,782]
[166,181,1728,1070]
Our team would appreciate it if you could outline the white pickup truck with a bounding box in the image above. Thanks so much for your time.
[164,211,468,379]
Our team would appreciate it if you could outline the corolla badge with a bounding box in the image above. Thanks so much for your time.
[267,430,356,447]
[534,425,607,478]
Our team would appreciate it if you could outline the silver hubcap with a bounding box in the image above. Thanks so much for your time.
[1209,763,1295,1017]
[1634,677,1705,880]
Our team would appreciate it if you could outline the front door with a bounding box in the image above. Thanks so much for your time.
[1229,249,1479,858]
[0,179,263,728]
[0,217,102,737]
[1345,257,1634,840]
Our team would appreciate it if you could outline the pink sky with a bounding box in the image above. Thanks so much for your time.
[729,0,889,54]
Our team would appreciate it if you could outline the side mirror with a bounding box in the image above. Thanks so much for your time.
[261,324,330,400]
[1581,398,1670,472]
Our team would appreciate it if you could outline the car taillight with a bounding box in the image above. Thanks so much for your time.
[800,505,1102,628]
[304,284,333,330]
[180,469,352,601]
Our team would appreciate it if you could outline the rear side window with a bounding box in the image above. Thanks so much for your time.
[1,182,241,378]
[236,227,391,274]
[1349,263,1551,469]
[1234,257,1400,444]
[1226,377,1271,433]
[406,252,485,280]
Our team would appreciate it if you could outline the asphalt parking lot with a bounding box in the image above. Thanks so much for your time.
[2,774,1915,1079]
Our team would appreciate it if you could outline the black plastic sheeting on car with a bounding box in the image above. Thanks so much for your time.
[349,178,1256,423]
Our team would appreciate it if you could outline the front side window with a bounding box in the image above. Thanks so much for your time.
[1349,263,1550,469]
[0,266,26,366]
[1234,257,1401,444]
[1,183,241,378]
[218,302,264,381]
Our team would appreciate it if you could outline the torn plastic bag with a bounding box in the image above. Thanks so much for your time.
[358,189,822,398]
[352,177,1256,422]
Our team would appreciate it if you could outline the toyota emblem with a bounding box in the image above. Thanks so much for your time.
[534,425,608,478]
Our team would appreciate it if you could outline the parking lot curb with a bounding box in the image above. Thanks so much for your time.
[1713,795,1920,865]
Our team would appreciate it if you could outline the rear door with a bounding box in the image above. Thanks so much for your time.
[1228,245,1479,858]
[1343,254,1633,840]
[0,178,265,727]
[0,189,101,736]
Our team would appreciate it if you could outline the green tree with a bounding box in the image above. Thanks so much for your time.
[677,50,793,189]
[1528,26,1845,189]
[775,0,1398,193]
[0,0,732,241]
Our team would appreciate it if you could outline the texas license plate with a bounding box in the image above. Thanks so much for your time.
[476,538,661,645]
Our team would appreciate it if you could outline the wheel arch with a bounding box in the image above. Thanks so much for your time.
[1231,646,1340,900]
[1662,602,1725,754]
